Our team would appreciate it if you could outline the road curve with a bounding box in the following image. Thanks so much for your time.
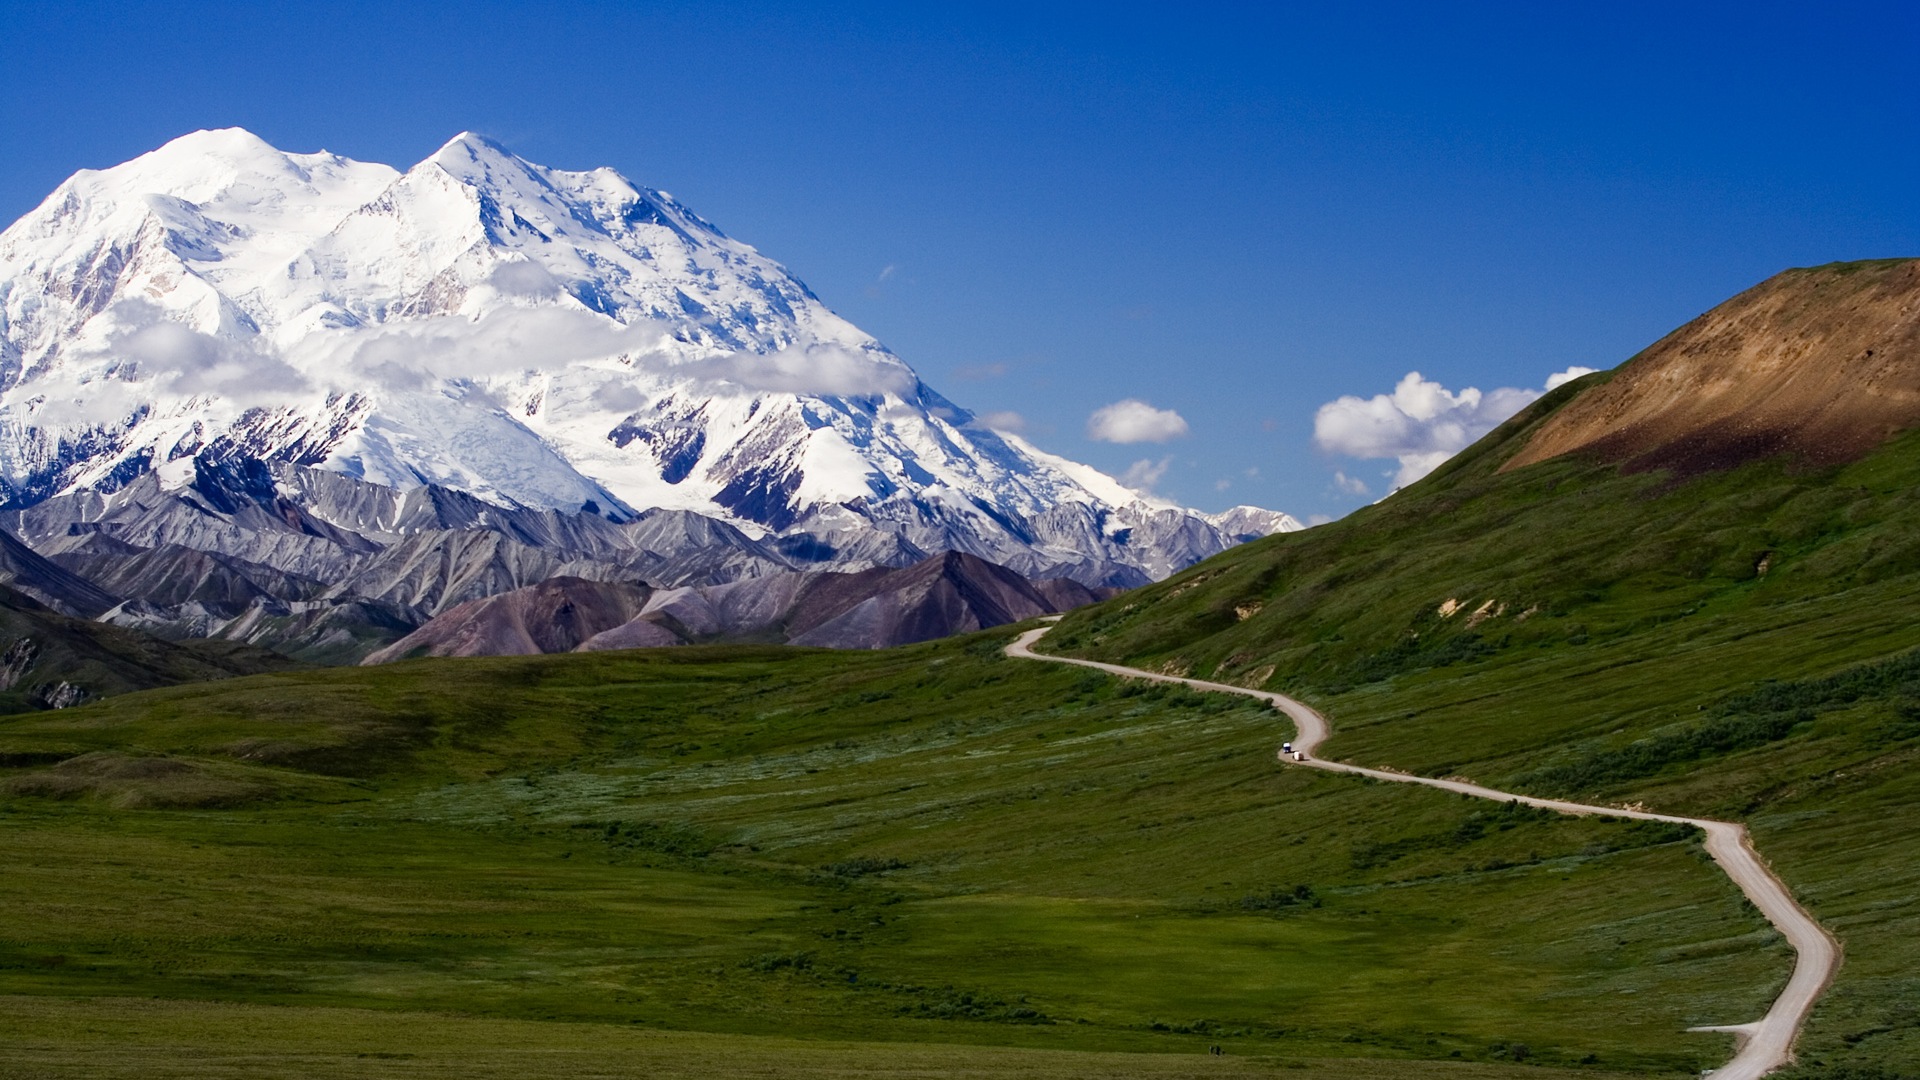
[1006,622,1837,1080]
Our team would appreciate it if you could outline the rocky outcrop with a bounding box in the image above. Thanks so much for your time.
[0,584,299,710]
[50,541,326,610]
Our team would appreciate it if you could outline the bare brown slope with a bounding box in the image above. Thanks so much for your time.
[365,554,1114,662]
[361,578,653,663]
[1505,258,1920,475]
[785,551,1061,648]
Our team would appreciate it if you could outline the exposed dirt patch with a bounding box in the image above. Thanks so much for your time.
[1505,258,1920,477]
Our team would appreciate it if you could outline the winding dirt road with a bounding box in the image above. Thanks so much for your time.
[1006,623,1837,1080]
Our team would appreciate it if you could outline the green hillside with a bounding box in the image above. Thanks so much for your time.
[2,633,1771,1077]
[0,583,301,716]
[1047,378,1920,1076]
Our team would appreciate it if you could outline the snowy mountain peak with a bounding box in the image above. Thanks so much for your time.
[0,129,1299,584]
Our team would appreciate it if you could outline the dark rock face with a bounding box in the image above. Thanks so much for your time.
[368,551,1113,663]
[0,528,120,618]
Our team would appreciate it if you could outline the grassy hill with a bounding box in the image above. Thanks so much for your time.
[1043,265,1920,1077]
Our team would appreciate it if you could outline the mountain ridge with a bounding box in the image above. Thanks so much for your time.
[1503,257,1920,476]
[0,128,1298,589]
[362,550,1111,661]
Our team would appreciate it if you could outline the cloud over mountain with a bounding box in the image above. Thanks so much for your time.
[1315,368,1595,489]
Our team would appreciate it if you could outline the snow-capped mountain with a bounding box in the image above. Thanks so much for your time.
[0,129,1298,586]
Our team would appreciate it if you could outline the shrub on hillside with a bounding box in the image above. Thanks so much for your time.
[1520,710,1814,793]
[1238,884,1319,912]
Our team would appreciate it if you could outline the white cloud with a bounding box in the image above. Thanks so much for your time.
[866,264,904,299]
[590,378,650,413]
[58,301,314,417]
[1546,366,1598,391]
[38,298,929,448]
[285,305,669,390]
[977,410,1027,433]
[1313,367,1596,489]
[1120,456,1171,492]
[673,342,919,398]
[118,320,312,401]
[1332,470,1370,496]
[488,259,562,299]
[285,306,920,400]
[1214,477,1232,491]
[1087,399,1189,444]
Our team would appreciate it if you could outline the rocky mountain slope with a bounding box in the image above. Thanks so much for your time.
[0,583,297,714]
[0,452,1121,661]
[364,551,1110,661]
[0,527,119,617]
[0,128,1297,599]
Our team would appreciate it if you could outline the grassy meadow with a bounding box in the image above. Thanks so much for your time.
[0,633,1777,1076]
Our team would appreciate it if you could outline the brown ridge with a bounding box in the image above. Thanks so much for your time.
[1504,258,1920,476]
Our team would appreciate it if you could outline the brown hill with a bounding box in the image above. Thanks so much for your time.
[782,550,1088,649]
[1504,258,1920,476]
[360,578,654,663]
[364,553,1115,663]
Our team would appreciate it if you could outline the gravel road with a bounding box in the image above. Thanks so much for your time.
[1006,622,1836,1080]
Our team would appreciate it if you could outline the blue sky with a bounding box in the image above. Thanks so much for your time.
[3,1,1916,520]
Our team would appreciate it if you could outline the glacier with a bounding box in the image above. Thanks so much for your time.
[0,128,1299,589]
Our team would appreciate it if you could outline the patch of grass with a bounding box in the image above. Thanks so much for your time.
[0,994,1651,1080]
[1236,884,1320,912]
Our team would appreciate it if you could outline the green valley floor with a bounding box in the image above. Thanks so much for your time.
[0,635,1785,1076]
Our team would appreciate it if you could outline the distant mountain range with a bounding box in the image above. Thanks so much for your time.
[0,128,1298,634]
[364,550,1116,662]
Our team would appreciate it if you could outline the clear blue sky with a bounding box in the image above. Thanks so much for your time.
[3,1,1916,520]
